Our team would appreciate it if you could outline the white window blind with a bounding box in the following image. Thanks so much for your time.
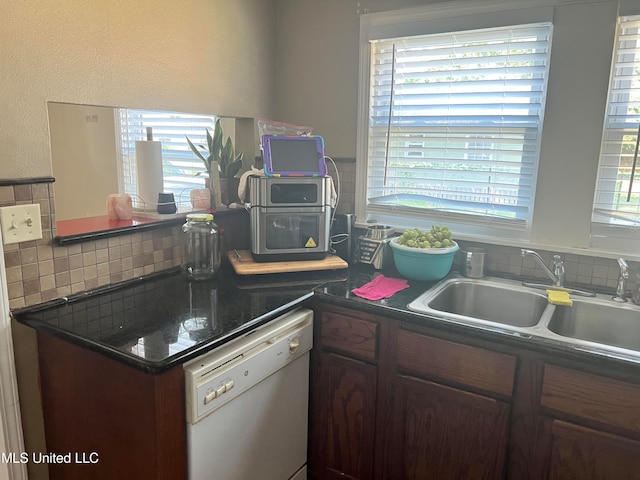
[364,22,552,234]
[117,109,217,207]
[592,16,640,229]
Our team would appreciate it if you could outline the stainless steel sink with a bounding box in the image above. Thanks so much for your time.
[546,298,640,352]
[408,276,549,329]
[408,274,640,360]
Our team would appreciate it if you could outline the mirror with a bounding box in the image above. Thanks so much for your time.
[47,102,258,243]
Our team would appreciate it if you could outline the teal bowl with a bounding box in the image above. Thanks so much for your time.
[389,237,459,281]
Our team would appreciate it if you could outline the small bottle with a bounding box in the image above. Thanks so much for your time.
[181,213,220,280]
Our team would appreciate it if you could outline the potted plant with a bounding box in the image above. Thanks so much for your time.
[186,118,244,206]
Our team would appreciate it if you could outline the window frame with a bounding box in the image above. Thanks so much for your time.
[590,15,640,251]
[355,2,555,241]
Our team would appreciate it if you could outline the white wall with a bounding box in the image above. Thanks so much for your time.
[530,0,616,249]
[274,0,360,157]
[1,0,278,179]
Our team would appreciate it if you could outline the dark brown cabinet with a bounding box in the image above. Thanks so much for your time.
[534,364,640,480]
[310,352,377,480]
[543,420,640,480]
[385,375,510,480]
[310,300,640,480]
[310,302,516,480]
[387,329,516,480]
[309,307,383,480]
[37,331,186,480]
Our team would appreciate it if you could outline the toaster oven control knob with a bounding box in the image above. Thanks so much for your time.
[289,337,300,354]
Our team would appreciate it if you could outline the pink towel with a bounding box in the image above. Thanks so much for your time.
[352,275,410,301]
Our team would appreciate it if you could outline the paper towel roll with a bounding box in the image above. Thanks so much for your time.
[136,140,163,210]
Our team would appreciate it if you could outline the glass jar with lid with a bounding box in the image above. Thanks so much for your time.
[181,213,221,280]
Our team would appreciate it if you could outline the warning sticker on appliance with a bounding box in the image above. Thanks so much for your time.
[305,237,317,248]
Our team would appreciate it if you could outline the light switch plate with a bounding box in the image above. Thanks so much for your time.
[0,204,43,245]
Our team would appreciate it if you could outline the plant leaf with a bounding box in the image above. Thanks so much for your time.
[221,138,235,174]
[206,128,214,155]
[188,119,244,178]
[211,119,223,163]
[227,159,243,178]
[186,135,207,167]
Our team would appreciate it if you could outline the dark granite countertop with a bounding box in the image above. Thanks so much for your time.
[14,261,640,376]
[13,264,349,373]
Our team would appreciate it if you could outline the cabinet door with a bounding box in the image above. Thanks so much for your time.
[309,352,377,480]
[385,374,510,480]
[541,420,640,480]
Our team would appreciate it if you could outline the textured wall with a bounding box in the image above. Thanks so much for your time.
[1,0,277,179]
[273,0,450,158]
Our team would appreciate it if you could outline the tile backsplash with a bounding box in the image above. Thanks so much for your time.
[1,181,181,310]
[330,158,356,216]
[2,171,639,311]
[455,241,639,295]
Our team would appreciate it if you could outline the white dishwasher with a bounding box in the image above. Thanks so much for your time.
[184,307,313,480]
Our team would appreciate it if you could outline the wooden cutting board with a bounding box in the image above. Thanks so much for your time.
[227,250,348,275]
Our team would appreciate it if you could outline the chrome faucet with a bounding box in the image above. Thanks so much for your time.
[521,249,564,287]
[612,258,629,303]
[520,248,595,297]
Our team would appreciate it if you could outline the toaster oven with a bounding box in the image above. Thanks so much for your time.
[248,176,332,262]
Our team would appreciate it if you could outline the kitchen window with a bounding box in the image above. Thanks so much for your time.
[591,15,640,249]
[116,109,217,208]
[356,5,553,239]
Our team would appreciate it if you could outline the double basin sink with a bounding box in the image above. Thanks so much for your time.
[408,275,640,359]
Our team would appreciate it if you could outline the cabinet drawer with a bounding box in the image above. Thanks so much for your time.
[541,364,640,434]
[321,311,378,360]
[396,330,516,397]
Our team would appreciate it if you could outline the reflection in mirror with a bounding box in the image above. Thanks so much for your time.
[48,102,254,242]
